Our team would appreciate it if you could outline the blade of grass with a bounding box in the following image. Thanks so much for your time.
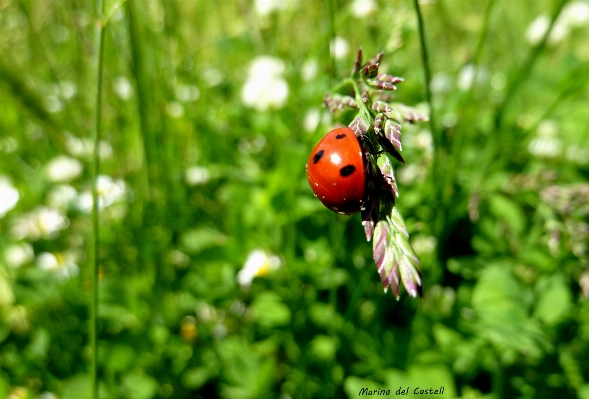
[472,0,569,185]
[413,0,446,255]
[91,0,106,397]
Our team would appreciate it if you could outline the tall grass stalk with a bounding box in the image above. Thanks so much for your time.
[412,0,446,246]
[91,0,106,397]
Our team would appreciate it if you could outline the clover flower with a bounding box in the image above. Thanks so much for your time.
[4,243,34,268]
[45,155,83,182]
[237,249,281,288]
[0,177,19,218]
[350,0,376,18]
[37,251,80,281]
[12,207,68,240]
[242,56,289,111]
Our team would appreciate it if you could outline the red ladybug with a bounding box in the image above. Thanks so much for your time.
[306,127,366,215]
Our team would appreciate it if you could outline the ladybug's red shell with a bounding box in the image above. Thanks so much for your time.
[306,127,366,215]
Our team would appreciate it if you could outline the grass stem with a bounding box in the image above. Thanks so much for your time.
[91,0,106,397]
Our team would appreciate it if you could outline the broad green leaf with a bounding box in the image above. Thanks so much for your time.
[533,274,572,325]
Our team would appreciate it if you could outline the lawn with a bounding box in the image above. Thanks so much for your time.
[1,1,589,398]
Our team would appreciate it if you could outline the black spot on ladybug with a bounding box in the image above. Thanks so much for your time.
[340,165,356,177]
[313,150,324,163]
[335,134,346,139]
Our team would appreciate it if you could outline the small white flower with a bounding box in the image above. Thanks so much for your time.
[113,76,133,100]
[166,101,184,118]
[0,177,19,217]
[4,243,34,268]
[65,134,113,160]
[248,55,286,78]
[526,14,569,46]
[97,175,127,208]
[330,37,350,60]
[12,207,68,240]
[75,175,127,213]
[560,0,589,27]
[237,249,281,288]
[254,0,288,16]
[350,0,376,18]
[242,56,289,111]
[537,120,558,137]
[304,108,321,132]
[301,59,318,81]
[58,80,77,99]
[175,84,200,102]
[45,155,83,182]
[37,251,79,281]
[185,166,210,185]
[457,64,487,91]
[528,137,561,158]
[45,95,63,113]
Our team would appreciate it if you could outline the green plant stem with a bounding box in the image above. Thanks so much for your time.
[91,1,105,397]
[413,0,444,242]
[494,0,569,131]
[327,0,337,81]
[473,0,568,185]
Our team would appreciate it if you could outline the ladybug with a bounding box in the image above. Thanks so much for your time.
[306,127,366,215]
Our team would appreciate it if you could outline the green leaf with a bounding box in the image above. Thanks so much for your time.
[533,274,572,325]
[309,335,339,362]
[489,194,526,237]
[122,372,159,399]
[251,292,291,328]
[180,227,227,254]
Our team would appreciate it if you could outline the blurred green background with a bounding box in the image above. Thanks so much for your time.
[1,0,589,398]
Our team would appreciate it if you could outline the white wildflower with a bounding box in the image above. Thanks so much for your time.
[166,101,184,118]
[175,84,200,102]
[0,177,19,217]
[561,0,589,27]
[242,56,289,111]
[529,137,561,158]
[75,175,127,213]
[12,207,68,240]
[457,64,487,91]
[65,134,113,160]
[44,95,63,113]
[301,59,318,81]
[254,0,290,16]
[304,108,321,132]
[45,155,83,182]
[529,120,561,158]
[330,37,350,60]
[350,0,376,18]
[526,14,569,46]
[4,243,34,268]
[237,249,281,288]
[113,76,133,100]
[185,166,210,185]
[37,251,79,281]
